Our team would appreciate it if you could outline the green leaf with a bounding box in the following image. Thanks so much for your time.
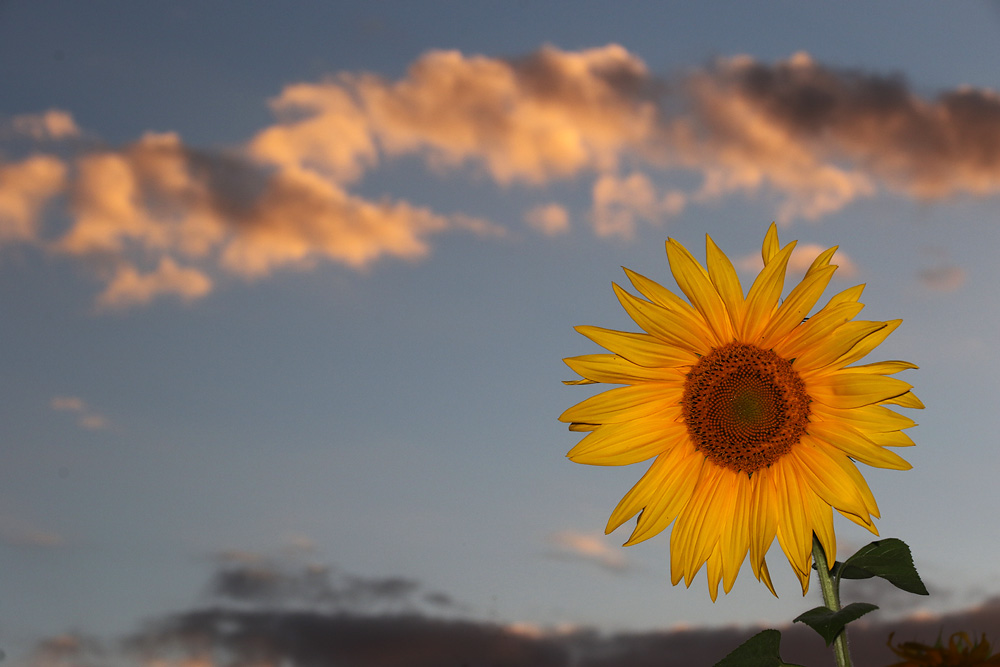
[713,629,806,667]
[837,538,929,595]
[794,602,878,645]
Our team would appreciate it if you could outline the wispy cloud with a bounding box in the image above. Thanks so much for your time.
[50,395,109,430]
[546,530,632,573]
[3,109,80,141]
[4,46,1000,307]
[524,203,570,236]
[918,265,966,292]
[0,513,64,548]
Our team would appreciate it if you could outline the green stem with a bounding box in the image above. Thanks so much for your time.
[812,535,852,667]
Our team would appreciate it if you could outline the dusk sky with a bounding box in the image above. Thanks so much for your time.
[3,2,1000,665]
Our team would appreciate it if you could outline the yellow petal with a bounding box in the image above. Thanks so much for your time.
[748,469,778,585]
[575,325,697,368]
[761,222,780,264]
[774,301,865,361]
[810,438,881,521]
[789,437,871,522]
[559,383,680,424]
[613,284,710,355]
[808,373,912,409]
[665,238,733,343]
[622,267,693,313]
[804,245,839,278]
[568,423,598,432]
[705,545,724,602]
[619,445,703,543]
[867,430,915,447]
[741,240,796,343]
[706,234,744,330]
[606,444,697,535]
[564,354,687,385]
[882,391,925,409]
[838,508,881,534]
[567,418,686,466]
[771,459,812,581]
[756,558,777,597]
[809,420,913,470]
[825,283,866,308]
[847,360,919,375]
[719,473,751,595]
[808,495,837,573]
[622,268,718,344]
[834,319,903,368]
[760,265,836,348]
[810,402,917,433]
[794,321,887,372]
[670,463,730,587]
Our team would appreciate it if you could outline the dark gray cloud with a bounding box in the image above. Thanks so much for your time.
[203,554,462,616]
[20,552,1000,667]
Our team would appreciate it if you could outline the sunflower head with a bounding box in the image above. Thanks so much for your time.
[561,224,921,599]
[888,632,1000,666]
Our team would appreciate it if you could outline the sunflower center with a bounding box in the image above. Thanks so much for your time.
[682,342,810,475]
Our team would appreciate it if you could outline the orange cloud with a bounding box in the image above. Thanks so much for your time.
[4,47,1000,308]
[591,171,685,238]
[96,257,213,310]
[0,154,66,242]
[52,129,501,306]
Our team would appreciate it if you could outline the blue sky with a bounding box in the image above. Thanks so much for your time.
[3,2,1000,665]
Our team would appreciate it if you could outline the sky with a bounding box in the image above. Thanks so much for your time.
[3,1,1000,665]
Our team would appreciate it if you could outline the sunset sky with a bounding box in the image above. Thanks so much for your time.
[3,2,1000,665]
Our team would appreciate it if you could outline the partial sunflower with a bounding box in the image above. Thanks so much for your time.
[560,224,921,599]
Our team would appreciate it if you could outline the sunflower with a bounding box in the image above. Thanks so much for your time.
[560,224,921,599]
[888,632,1000,666]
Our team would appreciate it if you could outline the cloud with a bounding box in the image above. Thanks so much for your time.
[5,109,81,141]
[546,530,631,573]
[6,46,1000,307]
[0,513,64,548]
[591,172,686,239]
[22,633,108,667]
[50,395,109,430]
[201,551,463,616]
[54,593,1000,667]
[524,203,571,236]
[918,265,966,292]
[95,258,213,310]
[0,154,66,243]
[22,551,1000,667]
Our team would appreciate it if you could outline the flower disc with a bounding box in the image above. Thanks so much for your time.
[683,342,810,475]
